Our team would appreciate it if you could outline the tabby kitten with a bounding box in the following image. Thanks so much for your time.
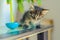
[19,6,48,29]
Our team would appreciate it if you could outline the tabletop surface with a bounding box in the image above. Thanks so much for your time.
[0,25,53,40]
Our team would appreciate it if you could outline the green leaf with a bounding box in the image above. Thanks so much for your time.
[31,0,34,3]
[7,0,10,4]
[18,3,24,13]
[17,0,24,13]
[37,0,41,6]
[17,0,24,4]
[31,0,34,4]
[27,0,31,3]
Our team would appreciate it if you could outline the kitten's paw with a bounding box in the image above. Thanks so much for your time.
[23,25,29,29]
[36,25,41,29]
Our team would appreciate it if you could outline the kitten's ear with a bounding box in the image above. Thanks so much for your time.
[42,9,49,15]
[30,5,34,11]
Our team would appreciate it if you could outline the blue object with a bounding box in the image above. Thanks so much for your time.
[6,22,19,29]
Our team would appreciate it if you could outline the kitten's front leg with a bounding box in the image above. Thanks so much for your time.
[23,24,29,29]
[29,22,36,29]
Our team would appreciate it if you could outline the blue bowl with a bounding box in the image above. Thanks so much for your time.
[6,22,19,29]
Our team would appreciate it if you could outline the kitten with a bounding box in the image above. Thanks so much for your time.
[19,6,48,29]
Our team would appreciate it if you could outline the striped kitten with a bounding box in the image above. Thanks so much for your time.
[19,6,48,29]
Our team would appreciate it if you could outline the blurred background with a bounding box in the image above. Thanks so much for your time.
[0,0,60,40]
[41,0,60,40]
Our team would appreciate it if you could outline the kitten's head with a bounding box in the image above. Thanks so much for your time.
[29,6,49,20]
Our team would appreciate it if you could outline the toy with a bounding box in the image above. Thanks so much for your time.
[6,0,19,29]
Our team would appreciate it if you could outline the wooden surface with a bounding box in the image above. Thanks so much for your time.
[48,28,53,40]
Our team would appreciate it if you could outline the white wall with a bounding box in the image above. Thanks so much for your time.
[0,0,17,34]
[0,0,10,34]
[41,0,60,40]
